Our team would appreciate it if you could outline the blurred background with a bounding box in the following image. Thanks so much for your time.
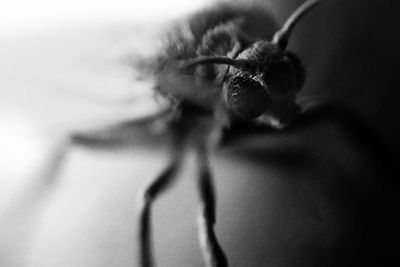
[0,0,399,266]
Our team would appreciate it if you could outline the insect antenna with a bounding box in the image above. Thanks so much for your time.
[180,56,250,72]
[180,0,323,71]
[272,0,322,50]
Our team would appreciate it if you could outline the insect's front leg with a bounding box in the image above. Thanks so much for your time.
[195,141,228,267]
[137,132,184,267]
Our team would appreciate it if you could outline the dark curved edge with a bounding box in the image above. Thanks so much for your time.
[223,101,394,166]
[222,100,399,265]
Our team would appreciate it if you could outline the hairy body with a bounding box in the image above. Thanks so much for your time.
[150,4,306,142]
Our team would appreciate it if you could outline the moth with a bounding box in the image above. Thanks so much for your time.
[74,1,322,266]
[141,0,320,266]
[68,0,389,266]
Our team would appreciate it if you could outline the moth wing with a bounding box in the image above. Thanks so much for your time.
[70,95,173,150]
[54,22,176,150]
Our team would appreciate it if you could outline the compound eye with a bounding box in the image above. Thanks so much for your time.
[227,75,270,120]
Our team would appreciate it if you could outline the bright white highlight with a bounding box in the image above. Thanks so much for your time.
[0,112,46,181]
[0,0,212,33]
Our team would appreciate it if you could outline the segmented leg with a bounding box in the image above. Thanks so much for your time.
[137,139,183,267]
[196,144,228,267]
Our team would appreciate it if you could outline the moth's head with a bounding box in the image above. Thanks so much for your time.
[181,0,321,124]
[225,41,304,120]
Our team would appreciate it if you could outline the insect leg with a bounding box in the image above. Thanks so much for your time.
[137,135,183,267]
[195,143,228,267]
